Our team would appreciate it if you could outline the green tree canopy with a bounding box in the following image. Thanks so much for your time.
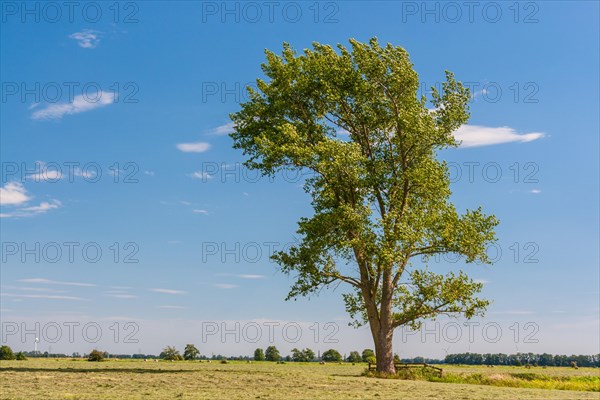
[0,345,15,360]
[254,348,265,361]
[347,351,362,363]
[87,349,104,362]
[230,37,498,374]
[265,346,281,362]
[362,349,375,363]
[160,346,183,361]
[183,344,200,360]
[322,349,343,362]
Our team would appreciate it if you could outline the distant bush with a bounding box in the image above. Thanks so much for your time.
[362,349,375,363]
[0,346,15,360]
[88,349,104,362]
[265,346,281,362]
[254,348,265,361]
[160,346,183,361]
[15,352,27,361]
[322,349,342,362]
[347,351,362,363]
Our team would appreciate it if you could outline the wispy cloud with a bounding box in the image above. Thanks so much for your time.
[192,209,208,215]
[69,29,103,49]
[18,200,61,213]
[530,189,542,194]
[189,171,213,180]
[1,286,67,293]
[18,278,96,287]
[31,92,117,120]
[176,142,211,153]
[107,294,138,299]
[26,162,96,181]
[208,122,234,136]
[215,273,265,280]
[158,305,186,309]
[1,293,88,301]
[454,125,545,148]
[238,274,265,279]
[150,288,186,295]
[1,182,62,218]
[214,283,238,289]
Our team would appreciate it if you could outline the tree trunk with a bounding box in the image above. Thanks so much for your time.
[373,322,395,374]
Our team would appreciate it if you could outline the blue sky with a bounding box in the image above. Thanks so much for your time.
[1,1,598,358]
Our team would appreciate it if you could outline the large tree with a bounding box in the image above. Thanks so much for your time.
[230,38,498,374]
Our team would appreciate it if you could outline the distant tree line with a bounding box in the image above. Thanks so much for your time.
[444,353,600,367]
[2,345,597,367]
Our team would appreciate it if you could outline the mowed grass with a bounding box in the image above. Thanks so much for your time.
[1,359,598,400]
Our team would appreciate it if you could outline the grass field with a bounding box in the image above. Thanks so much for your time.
[1,359,598,399]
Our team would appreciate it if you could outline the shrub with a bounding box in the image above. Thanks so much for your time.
[254,348,265,361]
[160,346,183,361]
[15,352,27,361]
[322,349,343,362]
[0,346,15,360]
[183,344,200,360]
[362,349,375,363]
[88,349,104,362]
[347,351,362,363]
[265,346,281,362]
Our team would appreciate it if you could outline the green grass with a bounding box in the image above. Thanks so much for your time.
[1,359,599,399]
[364,364,600,392]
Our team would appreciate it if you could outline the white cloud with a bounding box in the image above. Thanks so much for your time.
[107,294,137,299]
[73,168,97,179]
[150,288,186,295]
[31,92,117,120]
[1,286,67,293]
[28,169,63,182]
[0,182,30,205]
[19,200,61,213]
[176,142,211,153]
[530,189,542,194]
[1,199,62,218]
[1,293,88,301]
[189,171,213,180]
[454,125,545,148]
[69,29,102,49]
[192,209,208,214]
[238,274,265,279]
[215,273,264,280]
[18,278,96,287]
[144,171,155,176]
[214,283,238,289]
[209,122,235,136]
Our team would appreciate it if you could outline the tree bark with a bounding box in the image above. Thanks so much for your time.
[368,267,396,374]
[373,323,395,374]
